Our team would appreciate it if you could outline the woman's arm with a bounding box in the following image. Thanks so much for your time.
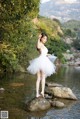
[37,34,42,49]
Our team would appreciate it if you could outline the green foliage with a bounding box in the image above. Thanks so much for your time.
[0,19,39,72]
[63,20,80,38]
[0,42,18,72]
[0,0,40,72]
[37,17,63,39]
[63,20,80,30]
[63,20,80,51]
[0,0,69,73]
[72,38,80,50]
[63,29,76,37]
[0,0,39,20]
[47,38,70,63]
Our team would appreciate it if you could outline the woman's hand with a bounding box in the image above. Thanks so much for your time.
[37,34,42,49]
[37,34,42,44]
[38,34,42,39]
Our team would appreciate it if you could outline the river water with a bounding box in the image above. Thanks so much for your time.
[0,66,80,119]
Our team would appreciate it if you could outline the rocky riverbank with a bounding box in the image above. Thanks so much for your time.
[26,82,77,112]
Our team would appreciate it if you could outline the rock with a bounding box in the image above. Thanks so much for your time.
[0,88,5,93]
[10,83,24,87]
[0,88,5,91]
[27,97,51,111]
[26,82,78,112]
[74,66,80,70]
[45,86,77,100]
[51,101,65,108]
[45,94,52,99]
[46,82,62,87]
[56,98,77,107]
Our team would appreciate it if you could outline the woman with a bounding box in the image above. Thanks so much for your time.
[27,33,56,98]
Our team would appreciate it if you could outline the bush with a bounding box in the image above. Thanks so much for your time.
[47,38,70,63]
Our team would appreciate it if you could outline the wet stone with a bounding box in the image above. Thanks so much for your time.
[26,97,51,111]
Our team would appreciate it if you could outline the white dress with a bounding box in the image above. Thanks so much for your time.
[27,46,56,77]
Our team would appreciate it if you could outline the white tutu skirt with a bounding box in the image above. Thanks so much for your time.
[27,55,56,77]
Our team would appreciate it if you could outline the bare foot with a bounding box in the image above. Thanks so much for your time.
[41,92,44,97]
[36,94,41,98]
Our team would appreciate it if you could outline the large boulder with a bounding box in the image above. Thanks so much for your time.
[27,97,51,111]
[45,82,77,100]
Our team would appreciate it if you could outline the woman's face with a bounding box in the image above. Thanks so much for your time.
[41,36,47,44]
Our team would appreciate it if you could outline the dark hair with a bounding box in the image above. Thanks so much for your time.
[40,33,48,41]
[36,32,48,53]
[36,47,41,53]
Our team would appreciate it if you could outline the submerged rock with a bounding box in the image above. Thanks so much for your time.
[46,86,77,100]
[10,83,24,87]
[27,97,51,111]
[51,100,65,108]
[46,82,62,87]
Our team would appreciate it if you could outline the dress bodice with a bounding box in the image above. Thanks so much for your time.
[40,46,48,56]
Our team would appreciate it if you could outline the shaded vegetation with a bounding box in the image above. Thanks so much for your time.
[63,20,80,50]
[72,38,80,50]
[63,29,76,37]
[47,39,70,63]
[0,0,70,73]
[0,0,39,73]
[63,20,80,30]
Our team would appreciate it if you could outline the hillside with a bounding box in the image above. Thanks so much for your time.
[40,0,80,22]
[62,20,80,62]
[35,17,63,39]
[63,20,80,30]
[62,20,80,40]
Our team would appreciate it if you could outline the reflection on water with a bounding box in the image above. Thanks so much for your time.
[0,66,80,119]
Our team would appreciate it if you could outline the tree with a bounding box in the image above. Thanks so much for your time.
[72,38,80,50]
[64,29,76,37]
[0,0,39,21]
[0,0,40,72]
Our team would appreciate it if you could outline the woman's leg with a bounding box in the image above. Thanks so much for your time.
[41,71,46,97]
[36,71,41,97]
